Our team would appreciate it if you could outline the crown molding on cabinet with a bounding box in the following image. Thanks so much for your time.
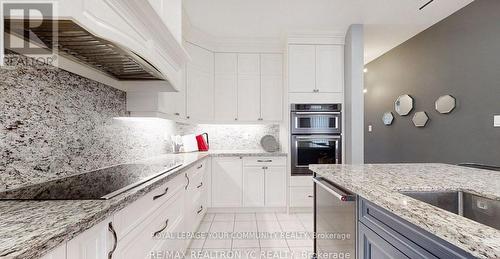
[287,31,346,45]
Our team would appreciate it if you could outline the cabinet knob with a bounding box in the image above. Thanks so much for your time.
[174,113,180,116]
[186,116,190,119]
[258,118,263,121]
[235,118,238,121]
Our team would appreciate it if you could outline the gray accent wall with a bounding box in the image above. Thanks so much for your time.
[364,0,500,165]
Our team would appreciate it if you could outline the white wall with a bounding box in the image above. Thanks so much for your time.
[344,24,364,164]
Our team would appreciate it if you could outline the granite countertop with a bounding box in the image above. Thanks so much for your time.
[309,163,500,259]
[0,150,287,259]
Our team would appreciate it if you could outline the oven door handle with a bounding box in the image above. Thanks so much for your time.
[294,112,341,115]
[295,135,341,139]
[313,177,355,202]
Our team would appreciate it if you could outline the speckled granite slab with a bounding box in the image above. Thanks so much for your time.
[309,163,500,259]
[0,151,286,258]
[206,149,287,157]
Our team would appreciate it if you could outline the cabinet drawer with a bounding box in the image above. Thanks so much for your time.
[243,157,286,166]
[115,190,184,259]
[114,172,185,239]
[290,176,313,187]
[187,160,206,190]
[358,198,473,259]
[290,186,313,207]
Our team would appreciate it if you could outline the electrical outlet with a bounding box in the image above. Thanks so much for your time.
[494,115,500,127]
[368,125,373,132]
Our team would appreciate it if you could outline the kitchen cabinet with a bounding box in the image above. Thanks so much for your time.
[260,54,283,121]
[158,63,186,118]
[316,45,344,93]
[237,54,261,121]
[186,42,214,121]
[289,176,314,208]
[242,157,286,208]
[40,245,66,259]
[358,223,409,259]
[243,167,266,207]
[66,217,115,259]
[211,157,243,207]
[184,160,208,236]
[214,53,238,121]
[358,198,473,259]
[288,44,343,93]
[264,166,286,207]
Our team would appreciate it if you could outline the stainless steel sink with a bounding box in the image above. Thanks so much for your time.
[401,191,500,231]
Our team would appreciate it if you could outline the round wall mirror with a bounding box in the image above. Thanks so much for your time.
[412,111,429,127]
[435,95,456,114]
[395,95,414,116]
[382,112,394,126]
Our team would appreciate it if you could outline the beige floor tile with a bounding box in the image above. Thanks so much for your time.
[255,213,277,221]
[213,213,235,222]
[202,213,216,222]
[235,213,257,221]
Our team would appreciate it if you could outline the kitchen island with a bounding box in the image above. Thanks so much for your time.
[309,163,500,258]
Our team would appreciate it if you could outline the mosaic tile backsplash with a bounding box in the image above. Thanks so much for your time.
[176,123,280,151]
[0,53,176,191]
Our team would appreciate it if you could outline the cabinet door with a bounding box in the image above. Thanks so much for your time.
[237,54,261,121]
[288,45,315,93]
[243,167,265,207]
[67,217,115,259]
[159,63,186,118]
[265,166,286,207]
[185,43,214,121]
[237,75,261,121]
[214,53,238,121]
[212,157,243,207]
[260,54,283,121]
[316,45,344,93]
[358,223,409,259]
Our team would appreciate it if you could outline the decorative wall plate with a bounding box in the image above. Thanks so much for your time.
[395,95,414,116]
[435,95,456,114]
[412,111,429,127]
[382,112,394,126]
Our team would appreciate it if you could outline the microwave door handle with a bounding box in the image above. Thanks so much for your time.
[294,112,341,115]
[313,177,355,202]
[295,136,341,139]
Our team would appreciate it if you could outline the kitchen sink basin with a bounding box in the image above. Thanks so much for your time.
[401,191,500,231]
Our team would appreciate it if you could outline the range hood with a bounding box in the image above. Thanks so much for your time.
[4,19,166,81]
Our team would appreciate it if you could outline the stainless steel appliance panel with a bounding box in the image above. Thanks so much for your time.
[291,135,342,175]
[313,177,356,258]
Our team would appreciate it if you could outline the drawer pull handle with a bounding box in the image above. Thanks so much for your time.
[257,159,272,163]
[197,164,203,169]
[185,173,190,190]
[152,187,169,200]
[197,206,204,214]
[262,166,268,170]
[108,222,117,259]
[308,195,314,198]
[153,219,169,237]
[197,182,203,189]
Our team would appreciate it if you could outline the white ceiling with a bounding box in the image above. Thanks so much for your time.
[183,0,473,63]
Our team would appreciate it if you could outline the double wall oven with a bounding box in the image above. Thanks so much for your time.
[290,104,342,176]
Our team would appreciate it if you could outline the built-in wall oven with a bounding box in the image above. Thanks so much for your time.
[291,104,342,176]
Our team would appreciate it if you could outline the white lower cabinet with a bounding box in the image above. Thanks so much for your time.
[114,190,184,259]
[66,217,115,259]
[211,157,243,207]
[243,167,265,207]
[264,166,287,207]
[290,186,314,207]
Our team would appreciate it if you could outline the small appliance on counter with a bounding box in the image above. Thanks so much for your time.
[196,133,210,151]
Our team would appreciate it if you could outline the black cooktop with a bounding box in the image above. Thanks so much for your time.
[0,163,182,200]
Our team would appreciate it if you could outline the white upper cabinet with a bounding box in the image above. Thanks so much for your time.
[288,44,344,93]
[288,45,316,93]
[185,43,214,121]
[316,45,344,93]
[260,54,283,121]
[237,54,261,121]
[214,53,238,121]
